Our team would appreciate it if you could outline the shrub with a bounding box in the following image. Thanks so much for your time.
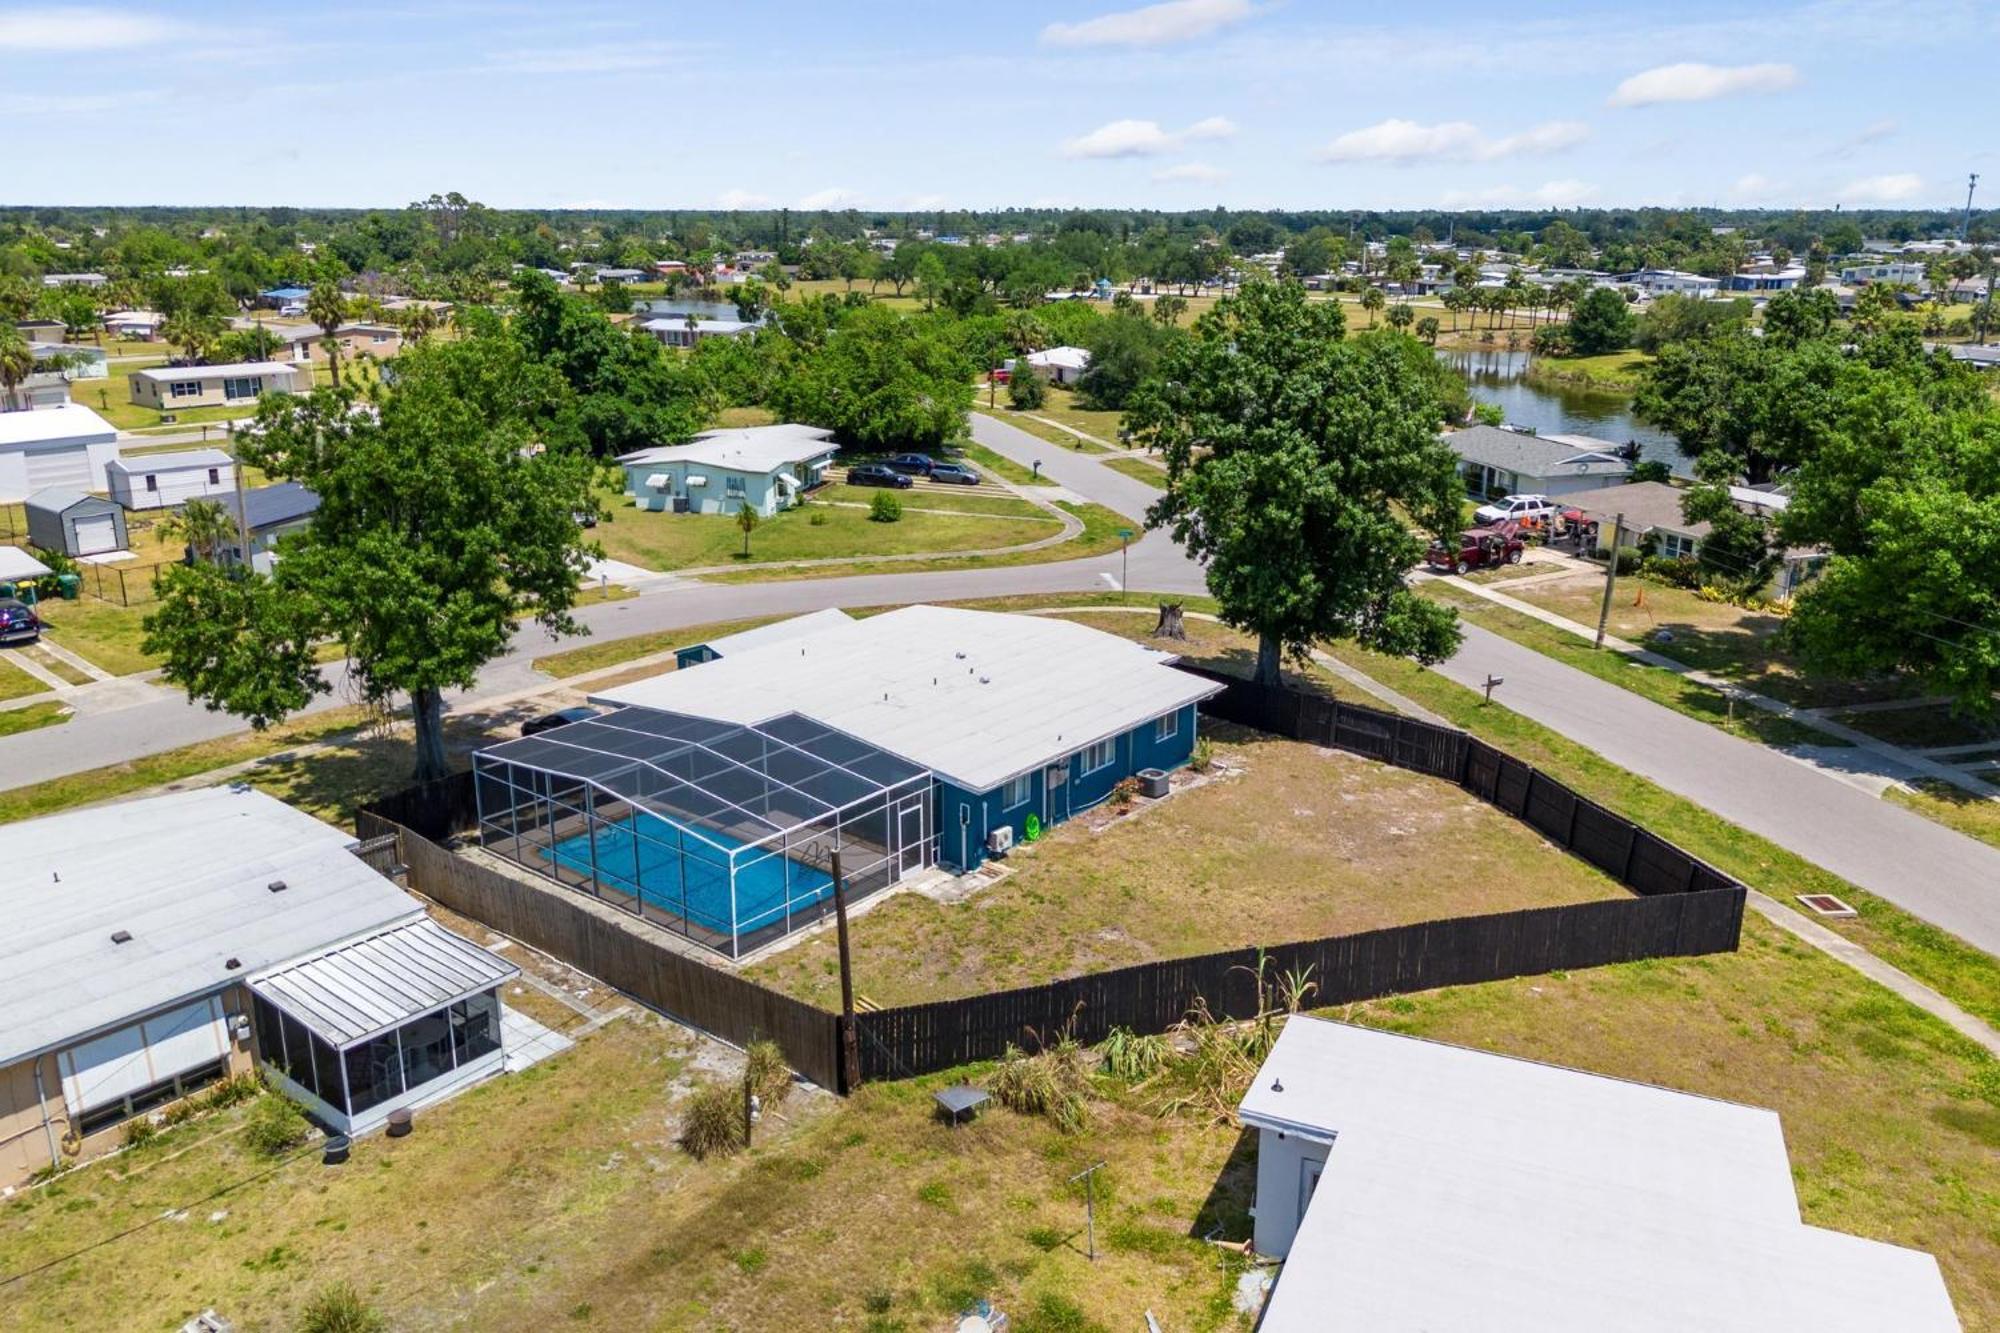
[808,509,828,526]
[1189,736,1214,773]
[1640,554,1702,589]
[989,1039,1091,1132]
[121,1117,157,1150]
[869,491,902,523]
[744,1039,793,1112]
[242,1093,309,1158]
[1098,1027,1169,1082]
[1007,359,1047,410]
[204,1072,263,1110]
[1631,458,1672,484]
[297,1282,386,1333]
[678,1080,745,1160]
[1108,776,1141,811]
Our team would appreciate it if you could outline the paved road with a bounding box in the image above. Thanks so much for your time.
[0,414,1201,793]
[1435,622,2000,957]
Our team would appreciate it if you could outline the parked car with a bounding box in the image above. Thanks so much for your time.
[521,705,600,736]
[1426,524,1524,576]
[885,453,936,475]
[0,598,41,646]
[928,463,980,486]
[988,367,1011,384]
[1472,493,1561,526]
[848,463,914,489]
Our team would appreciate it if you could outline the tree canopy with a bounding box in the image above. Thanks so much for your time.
[765,304,974,450]
[1566,286,1635,355]
[1126,280,1463,684]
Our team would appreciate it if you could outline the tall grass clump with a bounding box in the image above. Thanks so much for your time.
[678,1080,746,1160]
[745,1039,794,1112]
[297,1282,386,1333]
[989,1036,1091,1132]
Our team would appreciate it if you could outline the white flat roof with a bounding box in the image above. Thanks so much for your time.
[250,917,517,1047]
[107,447,233,474]
[618,423,836,475]
[593,605,1224,792]
[0,546,53,580]
[1245,1018,1961,1333]
[698,607,854,657]
[0,787,422,1068]
[1026,345,1091,370]
[133,361,298,382]
[0,403,117,448]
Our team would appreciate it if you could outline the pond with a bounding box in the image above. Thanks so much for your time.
[1440,349,1687,476]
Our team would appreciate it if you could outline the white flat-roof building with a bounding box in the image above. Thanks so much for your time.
[106,447,236,511]
[1021,345,1092,386]
[1240,1017,1961,1332]
[0,788,524,1185]
[618,423,837,516]
[127,361,310,412]
[0,403,121,502]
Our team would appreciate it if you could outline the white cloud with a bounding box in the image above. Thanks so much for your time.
[484,41,687,74]
[904,193,949,210]
[1729,173,1777,201]
[797,187,861,209]
[1441,179,1600,208]
[0,6,177,50]
[1061,115,1236,158]
[1042,0,1256,48]
[1608,61,1800,107]
[716,188,774,209]
[1154,162,1226,183]
[1837,172,1923,203]
[1314,118,1588,165]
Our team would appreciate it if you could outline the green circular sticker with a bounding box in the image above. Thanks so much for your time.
[1023,814,1042,842]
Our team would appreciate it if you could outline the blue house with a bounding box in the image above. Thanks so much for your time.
[588,605,1225,875]
[618,423,837,517]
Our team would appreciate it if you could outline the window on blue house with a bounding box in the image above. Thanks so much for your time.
[1001,774,1033,809]
[1080,738,1115,773]
[1154,712,1179,743]
[724,474,746,496]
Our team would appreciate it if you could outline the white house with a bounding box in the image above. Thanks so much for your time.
[1021,345,1091,386]
[1621,268,1720,298]
[618,423,837,516]
[103,310,164,340]
[0,787,534,1187]
[1239,1017,1961,1332]
[1444,425,1631,501]
[634,316,756,349]
[0,403,122,502]
[106,448,237,511]
[127,361,311,412]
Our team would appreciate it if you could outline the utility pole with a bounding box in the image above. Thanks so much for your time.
[1964,173,1979,243]
[1594,513,1624,650]
[830,845,861,1094]
[228,423,251,568]
[1069,1161,1106,1260]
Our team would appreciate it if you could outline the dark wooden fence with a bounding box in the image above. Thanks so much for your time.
[358,668,1746,1090]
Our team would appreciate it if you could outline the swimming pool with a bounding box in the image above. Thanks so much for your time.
[539,811,834,938]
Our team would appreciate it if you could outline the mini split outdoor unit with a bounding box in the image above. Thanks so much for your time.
[986,826,1015,855]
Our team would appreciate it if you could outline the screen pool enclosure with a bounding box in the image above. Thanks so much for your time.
[474,706,933,958]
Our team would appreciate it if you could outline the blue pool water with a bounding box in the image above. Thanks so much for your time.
[540,814,833,937]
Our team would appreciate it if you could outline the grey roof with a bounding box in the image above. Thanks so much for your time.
[1445,425,1631,479]
[25,486,117,515]
[0,787,421,1067]
[107,448,234,474]
[219,481,321,532]
[250,917,517,1047]
[1574,481,1708,536]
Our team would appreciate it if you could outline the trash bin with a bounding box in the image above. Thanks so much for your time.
[56,573,81,600]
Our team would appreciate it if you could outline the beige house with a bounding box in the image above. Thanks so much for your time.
[272,322,403,365]
[127,361,310,412]
[0,788,523,1188]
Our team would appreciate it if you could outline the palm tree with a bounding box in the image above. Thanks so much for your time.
[1361,286,1386,328]
[0,323,34,410]
[307,280,348,381]
[161,496,237,565]
[1003,309,1048,354]
[400,303,440,343]
[161,310,220,362]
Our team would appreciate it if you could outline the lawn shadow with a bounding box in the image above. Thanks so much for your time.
[1189,1124,1256,1243]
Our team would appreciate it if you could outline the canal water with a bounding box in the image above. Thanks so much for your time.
[1440,349,1687,476]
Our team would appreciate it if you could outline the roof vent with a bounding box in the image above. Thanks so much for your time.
[979,675,990,684]
[225,957,242,970]
[110,930,132,945]
[267,879,288,893]
[954,651,966,659]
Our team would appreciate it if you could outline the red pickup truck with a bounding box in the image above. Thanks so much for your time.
[1425,523,1525,576]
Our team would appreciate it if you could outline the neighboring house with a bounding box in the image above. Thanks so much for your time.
[0,403,122,501]
[1240,1017,1959,1332]
[25,487,127,557]
[633,316,756,348]
[127,361,310,412]
[106,448,236,511]
[1939,343,2000,369]
[14,319,65,345]
[102,310,163,340]
[1573,480,1824,597]
[256,285,311,311]
[592,267,647,283]
[618,423,837,516]
[273,322,403,365]
[1725,267,1807,293]
[1444,425,1631,501]
[0,787,526,1187]
[208,481,321,572]
[673,606,853,668]
[1840,262,1928,286]
[1022,345,1092,386]
[40,272,107,288]
[1621,268,1720,298]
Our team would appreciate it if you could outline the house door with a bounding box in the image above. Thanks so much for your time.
[896,801,924,877]
[1045,761,1068,823]
[1298,1157,1324,1229]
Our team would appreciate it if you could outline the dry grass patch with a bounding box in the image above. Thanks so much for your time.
[749,734,1621,1008]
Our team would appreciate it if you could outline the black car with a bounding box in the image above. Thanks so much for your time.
[522,705,600,736]
[928,463,980,486]
[885,453,936,475]
[0,598,39,646]
[848,463,914,489]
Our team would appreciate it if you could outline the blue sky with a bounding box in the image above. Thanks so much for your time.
[1,0,1989,212]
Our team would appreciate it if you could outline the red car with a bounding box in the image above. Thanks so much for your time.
[1426,523,1524,576]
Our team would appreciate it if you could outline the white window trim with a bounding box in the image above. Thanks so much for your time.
[1000,774,1033,810]
[1154,712,1180,743]
[1079,738,1116,774]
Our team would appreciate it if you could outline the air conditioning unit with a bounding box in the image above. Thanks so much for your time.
[986,826,1015,855]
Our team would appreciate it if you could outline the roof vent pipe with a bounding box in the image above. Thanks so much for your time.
[267,880,288,893]
[110,930,132,945]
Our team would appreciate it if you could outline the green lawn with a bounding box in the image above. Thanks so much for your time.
[34,595,162,675]
[697,501,1132,584]
[815,481,1046,518]
[532,612,801,679]
[1522,349,1654,393]
[590,489,1063,572]
[983,387,1126,454]
[0,700,71,737]
[1101,456,1165,488]
[959,441,1055,486]
[0,654,47,701]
